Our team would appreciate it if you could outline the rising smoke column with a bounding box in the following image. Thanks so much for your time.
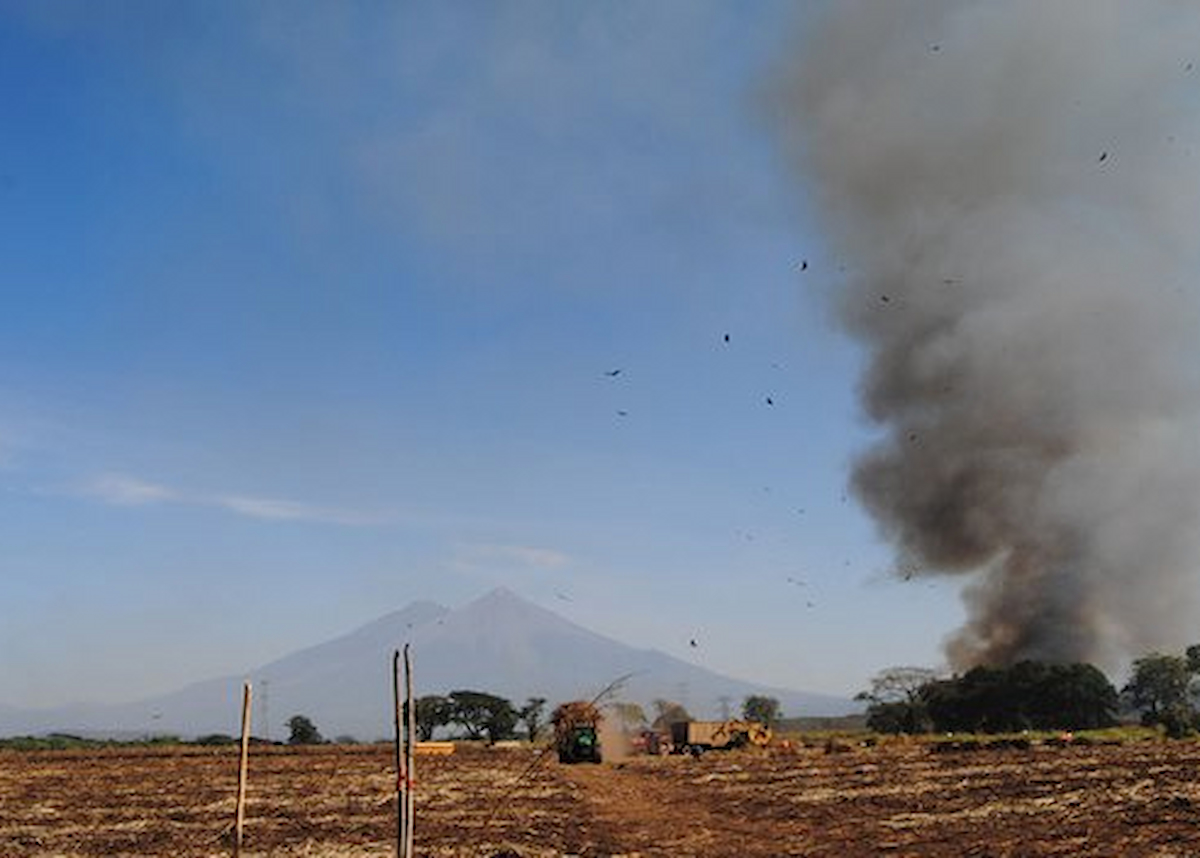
[771,1,1200,670]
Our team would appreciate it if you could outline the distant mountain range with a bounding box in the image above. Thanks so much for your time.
[0,588,858,739]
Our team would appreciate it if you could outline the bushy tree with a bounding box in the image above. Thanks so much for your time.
[407,695,453,742]
[448,690,518,743]
[1039,663,1120,730]
[194,733,237,746]
[1124,652,1198,736]
[742,695,781,727]
[856,667,938,734]
[518,697,547,741]
[922,661,1118,733]
[286,714,324,745]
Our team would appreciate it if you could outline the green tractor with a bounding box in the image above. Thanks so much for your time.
[552,701,603,764]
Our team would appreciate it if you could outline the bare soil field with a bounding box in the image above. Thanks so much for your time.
[5,739,1200,856]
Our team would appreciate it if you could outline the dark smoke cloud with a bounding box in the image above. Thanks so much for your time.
[770,1,1200,670]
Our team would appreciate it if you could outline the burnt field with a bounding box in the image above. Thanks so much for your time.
[5,739,1200,856]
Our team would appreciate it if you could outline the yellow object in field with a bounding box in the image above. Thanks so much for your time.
[669,719,773,751]
[414,742,455,756]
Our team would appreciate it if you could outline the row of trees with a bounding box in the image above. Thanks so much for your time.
[408,691,782,742]
[406,691,543,743]
[858,648,1200,737]
[285,692,784,746]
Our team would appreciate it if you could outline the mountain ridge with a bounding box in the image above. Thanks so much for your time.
[0,588,858,739]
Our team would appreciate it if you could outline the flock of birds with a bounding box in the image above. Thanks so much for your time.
[582,246,977,653]
[592,259,830,654]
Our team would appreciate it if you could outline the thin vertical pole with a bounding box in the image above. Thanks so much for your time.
[392,649,405,857]
[260,679,270,743]
[404,644,415,858]
[234,681,252,858]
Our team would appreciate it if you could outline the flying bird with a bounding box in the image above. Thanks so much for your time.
[689,639,698,648]
[1098,151,1108,163]
[765,396,774,406]
[723,333,730,343]
[800,259,808,271]
[605,369,622,377]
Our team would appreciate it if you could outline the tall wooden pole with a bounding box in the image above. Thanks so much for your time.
[403,643,415,858]
[392,649,405,857]
[234,681,252,858]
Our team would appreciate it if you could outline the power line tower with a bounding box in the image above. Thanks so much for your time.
[258,679,270,742]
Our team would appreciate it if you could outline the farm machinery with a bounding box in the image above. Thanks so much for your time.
[551,701,603,764]
[668,719,772,755]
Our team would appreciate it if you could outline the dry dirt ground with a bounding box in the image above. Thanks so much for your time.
[6,740,1200,856]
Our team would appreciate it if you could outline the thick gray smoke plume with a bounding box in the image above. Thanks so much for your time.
[771,1,1200,670]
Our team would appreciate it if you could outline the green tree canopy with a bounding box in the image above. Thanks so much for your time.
[1123,652,1197,735]
[518,697,547,741]
[406,695,454,742]
[742,695,781,726]
[286,714,324,745]
[448,690,518,743]
[922,661,1118,733]
[856,667,939,734]
[858,667,940,704]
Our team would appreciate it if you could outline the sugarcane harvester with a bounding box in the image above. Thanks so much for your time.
[551,701,603,764]
[669,719,772,755]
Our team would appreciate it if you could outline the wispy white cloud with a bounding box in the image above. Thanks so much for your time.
[452,542,572,572]
[80,473,177,506]
[215,495,388,527]
[75,471,385,526]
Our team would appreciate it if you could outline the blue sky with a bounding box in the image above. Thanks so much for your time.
[0,1,967,709]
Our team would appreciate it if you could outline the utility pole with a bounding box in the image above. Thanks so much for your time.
[259,680,270,743]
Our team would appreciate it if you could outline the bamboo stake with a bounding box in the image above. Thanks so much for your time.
[392,649,405,857]
[403,643,415,858]
[234,681,252,858]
